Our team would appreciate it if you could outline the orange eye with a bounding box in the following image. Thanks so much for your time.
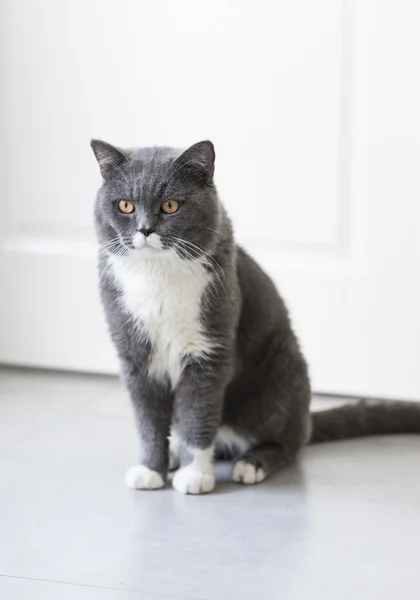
[118,200,135,214]
[161,200,179,214]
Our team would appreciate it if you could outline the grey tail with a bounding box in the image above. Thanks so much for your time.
[309,399,420,444]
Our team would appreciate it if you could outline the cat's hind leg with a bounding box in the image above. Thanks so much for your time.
[231,445,297,485]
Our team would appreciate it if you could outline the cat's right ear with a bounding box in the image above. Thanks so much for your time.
[173,141,215,185]
[90,139,128,180]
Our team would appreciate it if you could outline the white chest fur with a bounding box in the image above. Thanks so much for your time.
[108,251,214,387]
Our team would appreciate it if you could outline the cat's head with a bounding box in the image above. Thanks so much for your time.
[91,139,221,259]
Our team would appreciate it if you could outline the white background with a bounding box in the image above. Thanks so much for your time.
[1,0,420,400]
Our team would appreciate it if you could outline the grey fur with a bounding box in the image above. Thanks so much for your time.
[91,139,420,491]
[310,400,420,443]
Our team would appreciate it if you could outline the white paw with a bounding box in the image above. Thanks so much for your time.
[125,465,165,490]
[231,460,266,484]
[172,465,215,495]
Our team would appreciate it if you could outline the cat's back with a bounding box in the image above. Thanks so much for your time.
[236,246,288,315]
[234,245,294,344]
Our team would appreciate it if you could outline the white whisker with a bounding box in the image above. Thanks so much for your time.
[165,236,227,302]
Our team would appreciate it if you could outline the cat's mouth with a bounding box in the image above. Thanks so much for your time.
[132,232,163,252]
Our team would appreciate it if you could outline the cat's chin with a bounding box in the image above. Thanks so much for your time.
[132,245,165,258]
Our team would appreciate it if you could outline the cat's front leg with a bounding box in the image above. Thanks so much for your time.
[122,361,173,490]
[172,362,229,495]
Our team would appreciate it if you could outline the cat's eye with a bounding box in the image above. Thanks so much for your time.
[161,200,179,214]
[118,200,135,214]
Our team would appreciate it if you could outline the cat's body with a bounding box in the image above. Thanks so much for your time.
[92,139,420,494]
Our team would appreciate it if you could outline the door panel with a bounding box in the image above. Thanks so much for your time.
[1,0,419,400]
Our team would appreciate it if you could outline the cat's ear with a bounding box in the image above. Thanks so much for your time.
[90,139,128,180]
[174,140,215,185]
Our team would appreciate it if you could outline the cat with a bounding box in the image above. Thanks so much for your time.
[91,138,420,495]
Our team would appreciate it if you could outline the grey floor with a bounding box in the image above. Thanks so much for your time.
[1,368,420,600]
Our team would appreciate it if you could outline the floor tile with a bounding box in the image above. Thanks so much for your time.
[1,368,420,600]
[0,576,189,600]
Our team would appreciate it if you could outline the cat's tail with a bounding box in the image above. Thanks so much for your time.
[309,399,420,443]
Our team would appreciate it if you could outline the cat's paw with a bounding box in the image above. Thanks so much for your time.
[125,465,165,490]
[231,460,266,484]
[172,465,215,494]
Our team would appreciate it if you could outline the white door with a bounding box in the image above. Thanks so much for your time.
[1,0,419,400]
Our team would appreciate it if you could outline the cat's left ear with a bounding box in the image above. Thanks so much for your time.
[90,139,128,180]
[174,140,215,185]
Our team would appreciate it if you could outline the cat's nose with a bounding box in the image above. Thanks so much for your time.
[138,228,154,238]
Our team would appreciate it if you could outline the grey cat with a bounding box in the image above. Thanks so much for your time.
[91,138,420,495]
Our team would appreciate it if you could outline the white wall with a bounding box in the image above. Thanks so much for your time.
[2,0,420,400]
[3,0,343,248]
